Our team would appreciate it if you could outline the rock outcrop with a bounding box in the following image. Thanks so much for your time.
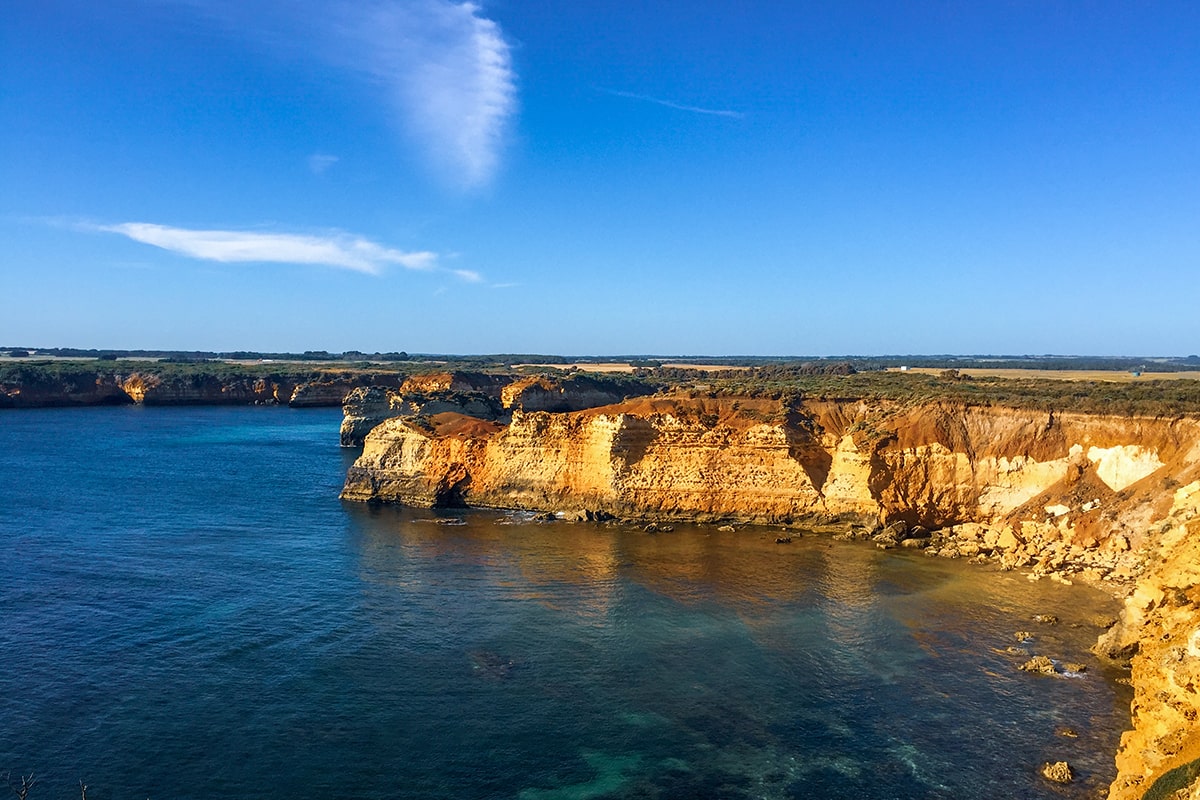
[340,393,1200,800]
[338,371,652,446]
[0,366,134,407]
[340,384,502,446]
[343,395,1200,533]
[121,373,287,405]
[499,374,635,413]
[288,376,405,407]
[1102,480,1200,800]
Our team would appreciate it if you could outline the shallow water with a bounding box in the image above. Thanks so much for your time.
[0,406,1130,798]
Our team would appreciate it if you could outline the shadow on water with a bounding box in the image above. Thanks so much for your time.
[343,506,1131,800]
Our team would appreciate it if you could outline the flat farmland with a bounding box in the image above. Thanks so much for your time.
[892,367,1200,382]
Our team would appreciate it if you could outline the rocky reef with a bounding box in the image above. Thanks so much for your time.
[340,393,1200,798]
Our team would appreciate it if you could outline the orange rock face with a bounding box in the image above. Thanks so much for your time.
[1104,481,1200,800]
[343,395,1200,528]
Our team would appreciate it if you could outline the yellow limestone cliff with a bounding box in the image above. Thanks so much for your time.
[1102,480,1200,800]
[343,396,1200,531]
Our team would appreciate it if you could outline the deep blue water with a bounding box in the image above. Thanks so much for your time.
[1,406,1130,799]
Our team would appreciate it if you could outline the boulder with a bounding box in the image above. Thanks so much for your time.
[1019,655,1058,675]
[1041,761,1073,784]
[995,527,1023,551]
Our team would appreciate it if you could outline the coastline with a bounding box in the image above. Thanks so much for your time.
[340,392,1200,799]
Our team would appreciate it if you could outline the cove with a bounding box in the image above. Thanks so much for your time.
[0,406,1128,799]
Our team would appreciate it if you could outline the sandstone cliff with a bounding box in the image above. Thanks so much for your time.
[340,394,1200,798]
[122,373,286,405]
[339,371,651,446]
[1,366,404,409]
[343,396,1200,533]
[1099,480,1200,800]
[0,366,134,407]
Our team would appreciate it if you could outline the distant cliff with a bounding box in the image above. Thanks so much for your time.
[340,394,1200,798]
[0,363,404,408]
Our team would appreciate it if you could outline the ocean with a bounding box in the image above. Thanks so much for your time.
[0,406,1130,799]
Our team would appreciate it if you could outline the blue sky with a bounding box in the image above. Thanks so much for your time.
[2,1,1198,356]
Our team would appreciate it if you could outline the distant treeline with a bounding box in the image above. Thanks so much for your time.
[4,348,1199,372]
[0,359,406,384]
[4,354,1200,417]
[841,355,1200,372]
[0,347,419,362]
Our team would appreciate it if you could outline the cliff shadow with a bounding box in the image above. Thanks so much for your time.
[433,466,472,507]
[789,443,833,493]
[609,415,658,468]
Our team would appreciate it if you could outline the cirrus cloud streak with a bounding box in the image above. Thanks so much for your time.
[182,0,517,189]
[352,1,517,188]
[599,88,744,119]
[96,222,444,277]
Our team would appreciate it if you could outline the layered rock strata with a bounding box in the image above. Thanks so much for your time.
[0,369,404,408]
[0,367,134,407]
[339,372,650,446]
[121,373,291,405]
[343,396,1200,535]
[340,394,1200,799]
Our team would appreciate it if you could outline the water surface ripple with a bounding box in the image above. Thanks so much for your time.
[0,407,1130,798]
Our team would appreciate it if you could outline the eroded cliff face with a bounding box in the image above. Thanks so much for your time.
[1101,481,1200,800]
[121,373,287,405]
[341,394,1200,799]
[344,396,1200,532]
[339,371,651,446]
[0,368,133,407]
[499,375,636,413]
[0,368,405,409]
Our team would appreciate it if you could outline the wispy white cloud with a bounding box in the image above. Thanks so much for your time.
[95,222,437,276]
[307,153,340,174]
[599,88,744,119]
[351,1,517,189]
[185,1,517,189]
[451,268,483,283]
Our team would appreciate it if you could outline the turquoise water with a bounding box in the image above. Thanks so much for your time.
[1,407,1130,799]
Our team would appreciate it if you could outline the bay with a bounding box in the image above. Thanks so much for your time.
[0,406,1129,798]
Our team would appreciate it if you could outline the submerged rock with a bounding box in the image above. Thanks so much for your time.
[468,650,517,679]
